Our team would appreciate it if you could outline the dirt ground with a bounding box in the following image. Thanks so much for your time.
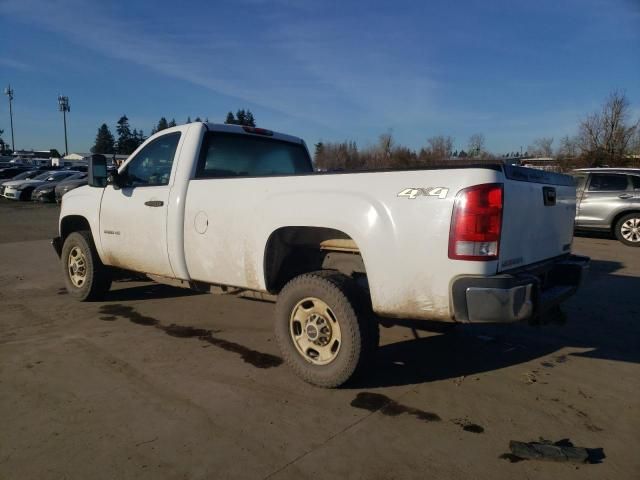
[0,198,638,479]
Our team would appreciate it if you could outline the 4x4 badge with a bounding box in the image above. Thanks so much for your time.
[397,187,449,199]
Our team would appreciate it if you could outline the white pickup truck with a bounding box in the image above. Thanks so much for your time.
[54,122,588,387]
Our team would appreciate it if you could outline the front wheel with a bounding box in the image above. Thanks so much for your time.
[61,231,112,301]
[614,213,640,247]
[274,271,378,388]
[19,188,34,201]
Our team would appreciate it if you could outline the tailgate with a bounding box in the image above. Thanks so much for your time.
[498,166,576,272]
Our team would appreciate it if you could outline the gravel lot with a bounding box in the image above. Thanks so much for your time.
[1,198,638,479]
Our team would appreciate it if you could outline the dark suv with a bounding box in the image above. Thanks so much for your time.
[571,168,640,246]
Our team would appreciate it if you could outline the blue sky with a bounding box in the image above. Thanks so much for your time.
[1,0,639,154]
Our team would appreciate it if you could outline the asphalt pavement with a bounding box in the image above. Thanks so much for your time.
[1,198,638,479]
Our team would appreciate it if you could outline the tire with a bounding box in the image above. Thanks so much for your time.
[274,270,378,388]
[61,231,112,301]
[19,188,34,201]
[614,213,640,247]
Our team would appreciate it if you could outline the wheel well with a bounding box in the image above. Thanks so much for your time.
[60,215,92,242]
[611,210,640,232]
[264,227,366,293]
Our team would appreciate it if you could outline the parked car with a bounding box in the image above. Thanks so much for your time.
[63,165,88,172]
[3,171,77,201]
[54,123,588,387]
[0,165,30,179]
[54,173,89,203]
[571,168,640,246]
[32,172,87,203]
[0,170,41,196]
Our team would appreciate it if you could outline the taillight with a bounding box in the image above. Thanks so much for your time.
[448,183,503,261]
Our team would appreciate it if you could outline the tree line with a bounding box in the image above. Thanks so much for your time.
[314,91,640,172]
[91,109,257,155]
[314,132,494,171]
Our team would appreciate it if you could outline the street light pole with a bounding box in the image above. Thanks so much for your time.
[4,85,15,153]
[58,95,70,156]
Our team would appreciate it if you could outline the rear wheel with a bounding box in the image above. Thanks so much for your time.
[614,213,640,247]
[274,271,378,387]
[61,231,112,300]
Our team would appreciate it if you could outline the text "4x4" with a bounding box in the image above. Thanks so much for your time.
[397,187,449,199]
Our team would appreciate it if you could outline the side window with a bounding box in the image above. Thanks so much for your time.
[631,176,640,190]
[588,174,629,192]
[124,133,181,187]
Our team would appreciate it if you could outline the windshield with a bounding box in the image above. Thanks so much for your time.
[33,172,53,180]
[45,172,71,181]
[12,170,38,180]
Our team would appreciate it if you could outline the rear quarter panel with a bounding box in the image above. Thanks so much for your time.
[183,168,501,320]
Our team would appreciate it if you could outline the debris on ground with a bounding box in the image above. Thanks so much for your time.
[502,438,605,464]
[451,418,484,433]
[523,371,538,384]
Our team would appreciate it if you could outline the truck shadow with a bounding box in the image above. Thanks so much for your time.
[105,283,203,301]
[352,259,640,389]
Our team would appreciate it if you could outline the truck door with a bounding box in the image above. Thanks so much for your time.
[578,173,631,228]
[99,132,182,276]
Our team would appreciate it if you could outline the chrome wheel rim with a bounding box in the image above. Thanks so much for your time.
[289,297,342,365]
[621,218,640,243]
[68,246,88,288]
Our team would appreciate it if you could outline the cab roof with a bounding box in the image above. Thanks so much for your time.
[204,123,305,146]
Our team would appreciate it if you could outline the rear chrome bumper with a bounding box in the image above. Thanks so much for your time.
[451,254,590,323]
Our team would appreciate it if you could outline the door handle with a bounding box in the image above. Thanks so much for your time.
[144,200,164,207]
[618,194,632,199]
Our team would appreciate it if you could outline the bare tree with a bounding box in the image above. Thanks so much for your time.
[427,135,454,160]
[314,140,360,171]
[528,137,554,157]
[467,133,485,157]
[578,90,639,165]
[557,135,579,158]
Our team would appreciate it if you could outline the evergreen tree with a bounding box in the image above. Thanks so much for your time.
[186,116,192,124]
[235,109,246,125]
[225,109,256,126]
[245,110,256,127]
[194,116,202,122]
[314,142,324,161]
[91,123,116,154]
[116,115,133,154]
[131,129,140,152]
[168,118,177,127]
[156,117,169,131]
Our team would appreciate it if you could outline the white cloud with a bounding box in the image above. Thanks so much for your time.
[0,0,440,134]
[0,57,31,71]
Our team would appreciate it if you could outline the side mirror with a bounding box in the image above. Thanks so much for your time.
[88,154,108,187]
[107,170,128,190]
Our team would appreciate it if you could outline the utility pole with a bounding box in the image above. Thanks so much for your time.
[4,85,15,153]
[58,95,70,156]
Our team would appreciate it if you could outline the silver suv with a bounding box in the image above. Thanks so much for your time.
[571,168,640,247]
